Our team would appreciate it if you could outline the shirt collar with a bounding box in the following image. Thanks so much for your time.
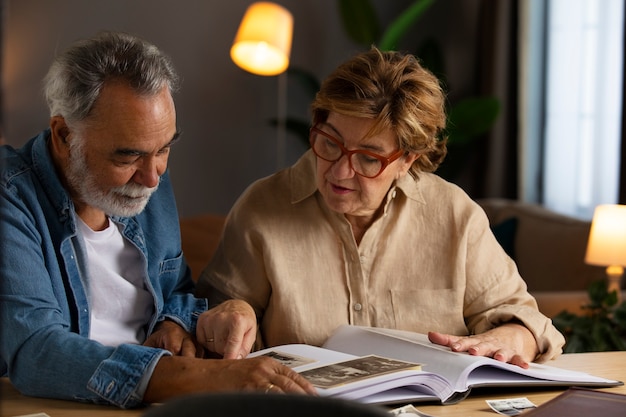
[289,150,319,204]
[30,129,76,222]
[394,172,427,205]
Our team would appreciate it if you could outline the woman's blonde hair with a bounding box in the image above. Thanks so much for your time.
[311,47,447,176]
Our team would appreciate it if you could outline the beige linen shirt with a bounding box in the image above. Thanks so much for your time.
[197,151,565,361]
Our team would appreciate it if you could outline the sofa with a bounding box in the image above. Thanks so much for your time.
[180,199,618,318]
[476,198,618,317]
[180,213,226,282]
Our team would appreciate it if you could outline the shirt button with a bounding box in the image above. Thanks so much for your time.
[353,303,362,311]
[392,190,397,198]
[359,255,366,264]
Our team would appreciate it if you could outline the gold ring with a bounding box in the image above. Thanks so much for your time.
[207,338,214,343]
[264,383,274,394]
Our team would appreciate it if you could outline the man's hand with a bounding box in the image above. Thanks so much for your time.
[143,355,317,403]
[428,323,540,368]
[144,319,202,357]
[196,299,257,359]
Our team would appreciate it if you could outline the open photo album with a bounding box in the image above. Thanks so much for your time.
[248,325,623,405]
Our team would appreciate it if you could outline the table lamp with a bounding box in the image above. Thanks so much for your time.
[230,2,293,169]
[230,2,293,76]
[584,204,626,301]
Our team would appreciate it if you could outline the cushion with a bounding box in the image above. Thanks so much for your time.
[179,214,226,281]
[491,217,517,259]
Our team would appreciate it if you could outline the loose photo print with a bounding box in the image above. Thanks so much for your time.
[299,355,422,389]
[259,350,318,368]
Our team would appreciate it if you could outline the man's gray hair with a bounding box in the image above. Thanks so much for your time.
[43,31,179,123]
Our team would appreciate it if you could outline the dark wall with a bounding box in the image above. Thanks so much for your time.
[2,0,483,216]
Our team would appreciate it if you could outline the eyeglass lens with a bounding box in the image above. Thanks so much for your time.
[311,130,384,178]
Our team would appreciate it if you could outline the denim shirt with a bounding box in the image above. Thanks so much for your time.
[0,130,208,408]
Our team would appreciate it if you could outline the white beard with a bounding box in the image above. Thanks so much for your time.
[65,137,158,217]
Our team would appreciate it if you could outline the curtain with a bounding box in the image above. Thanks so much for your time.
[453,0,520,200]
[0,0,4,145]
[618,2,626,204]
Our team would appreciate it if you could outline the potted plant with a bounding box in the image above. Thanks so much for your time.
[552,280,626,352]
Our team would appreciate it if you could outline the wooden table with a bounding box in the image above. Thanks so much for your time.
[2,351,625,417]
[0,381,145,417]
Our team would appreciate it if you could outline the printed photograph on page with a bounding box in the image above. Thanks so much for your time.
[299,355,422,389]
[259,350,317,368]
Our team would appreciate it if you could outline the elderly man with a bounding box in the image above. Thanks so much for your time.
[0,31,314,408]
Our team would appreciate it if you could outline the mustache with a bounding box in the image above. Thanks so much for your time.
[112,182,158,199]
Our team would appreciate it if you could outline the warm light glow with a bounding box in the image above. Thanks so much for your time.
[585,204,626,267]
[230,2,293,76]
[585,204,626,298]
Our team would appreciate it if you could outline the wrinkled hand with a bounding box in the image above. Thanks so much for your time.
[428,323,539,368]
[144,354,317,403]
[144,319,202,357]
[196,299,257,359]
[209,356,318,395]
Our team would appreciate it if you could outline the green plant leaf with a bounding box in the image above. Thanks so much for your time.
[563,335,587,353]
[553,311,578,329]
[338,0,380,47]
[587,279,611,308]
[608,329,626,351]
[606,289,619,308]
[613,302,626,328]
[378,0,436,51]
[415,37,446,82]
[552,279,626,352]
[446,97,500,145]
[592,320,613,351]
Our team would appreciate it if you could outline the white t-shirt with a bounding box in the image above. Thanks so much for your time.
[78,217,154,346]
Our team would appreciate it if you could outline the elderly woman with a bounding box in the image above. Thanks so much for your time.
[196,47,565,367]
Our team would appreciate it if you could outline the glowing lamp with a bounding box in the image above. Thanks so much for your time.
[585,204,626,300]
[230,2,293,76]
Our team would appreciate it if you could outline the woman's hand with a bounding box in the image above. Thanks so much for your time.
[428,323,539,368]
[196,299,257,359]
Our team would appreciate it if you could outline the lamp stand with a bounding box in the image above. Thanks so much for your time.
[606,265,624,302]
[276,71,287,170]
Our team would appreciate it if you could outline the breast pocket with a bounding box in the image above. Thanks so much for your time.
[158,253,184,294]
[390,288,468,335]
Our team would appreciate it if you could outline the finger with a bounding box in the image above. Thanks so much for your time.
[200,332,221,356]
[508,354,530,369]
[221,321,255,359]
[222,334,245,360]
[264,382,278,394]
[427,331,461,348]
[453,340,530,369]
[159,336,183,355]
[272,371,317,395]
[204,337,218,355]
[179,337,199,358]
[142,338,157,348]
[451,338,490,355]
[294,373,318,395]
[196,324,213,351]
[236,326,256,359]
[431,333,485,356]
[195,344,206,358]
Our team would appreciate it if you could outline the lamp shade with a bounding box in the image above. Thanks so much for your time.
[230,2,293,76]
[585,204,626,267]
